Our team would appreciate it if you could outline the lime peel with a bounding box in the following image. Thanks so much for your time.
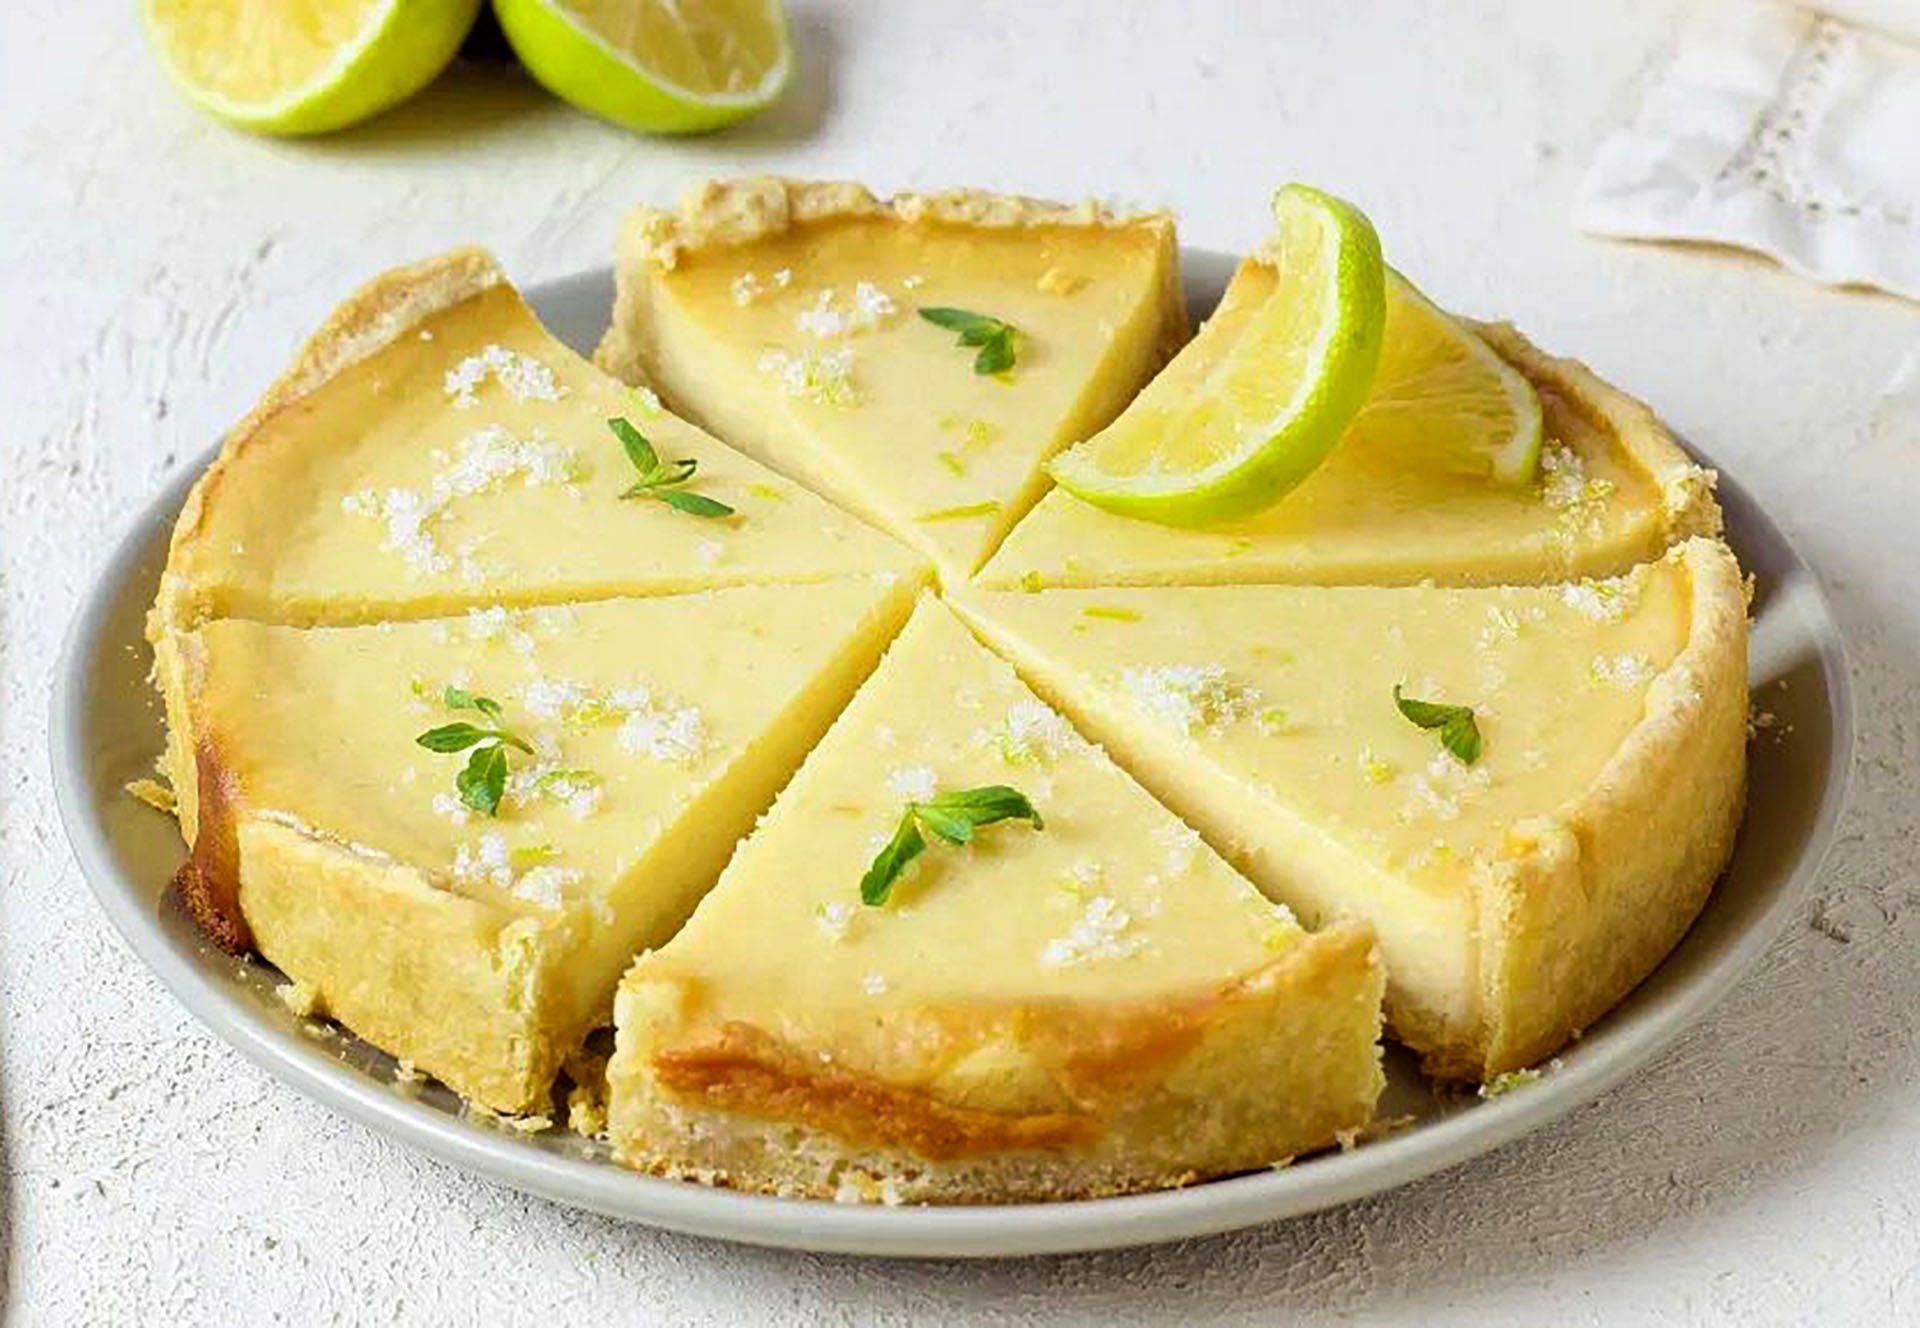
[493,0,791,136]
[1048,182,1387,528]
[142,0,482,136]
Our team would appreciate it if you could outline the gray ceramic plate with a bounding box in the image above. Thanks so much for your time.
[49,252,1853,1258]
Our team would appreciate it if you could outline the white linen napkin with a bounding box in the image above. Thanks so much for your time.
[1576,0,1920,301]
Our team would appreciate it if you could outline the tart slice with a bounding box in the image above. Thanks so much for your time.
[607,597,1384,1202]
[596,177,1187,586]
[157,577,916,1113]
[977,258,1721,589]
[153,248,924,634]
[954,538,1748,1079]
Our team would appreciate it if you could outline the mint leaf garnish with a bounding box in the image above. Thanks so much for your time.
[860,783,1043,906]
[417,686,535,816]
[919,307,1019,376]
[416,722,496,753]
[1393,684,1482,765]
[608,416,735,519]
[859,819,927,908]
[652,487,735,518]
[455,745,509,817]
[441,685,501,721]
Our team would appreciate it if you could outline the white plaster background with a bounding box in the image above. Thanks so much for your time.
[4,1,1918,1322]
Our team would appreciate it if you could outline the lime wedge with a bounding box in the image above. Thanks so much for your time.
[1349,271,1544,484]
[142,0,480,136]
[494,0,790,136]
[1047,183,1386,528]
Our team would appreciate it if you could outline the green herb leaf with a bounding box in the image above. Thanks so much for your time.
[416,722,493,753]
[913,803,976,846]
[607,415,659,476]
[972,330,1016,376]
[860,818,927,907]
[918,306,996,335]
[859,783,1043,906]
[1393,684,1482,765]
[1439,714,1482,765]
[441,685,504,722]
[653,487,736,518]
[608,416,737,519]
[919,306,1019,376]
[929,784,1045,829]
[418,690,535,815]
[457,744,508,816]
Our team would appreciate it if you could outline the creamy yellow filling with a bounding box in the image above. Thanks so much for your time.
[954,551,1697,1040]
[628,598,1309,1072]
[177,578,915,1037]
[166,282,923,628]
[623,213,1178,585]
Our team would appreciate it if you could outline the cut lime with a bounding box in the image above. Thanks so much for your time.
[1348,271,1544,484]
[1048,183,1386,528]
[493,0,790,136]
[142,0,481,136]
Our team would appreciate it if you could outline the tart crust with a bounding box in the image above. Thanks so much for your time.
[1467,537,1749,1074]
[611,922,1383,1203]
[133,183,1755,1196]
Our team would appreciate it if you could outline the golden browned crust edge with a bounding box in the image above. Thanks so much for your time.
[149,247,506,939]
[173,737,251,954]
[595,176,1179,392]
[149,247,507,639]
[1463,537,1749,1078]
[1470,319,1725,550]
[653,1021,1100,1162]
[615,176,1176,272]
[154,629,253,951]
[610,921,1383,1202]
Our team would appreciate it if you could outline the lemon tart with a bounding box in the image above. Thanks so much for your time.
[153,247,925,635]
[978,258,1721,590]
[954,538,1747,1078]
[606,597,1385,1200]
[157,578,915,1112]
[595,177,1186,586]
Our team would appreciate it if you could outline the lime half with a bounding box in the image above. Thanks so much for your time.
[142,0,480,136]
[1348,271,1544,485]
[1048,182,1387,528]
[494,0,790,136]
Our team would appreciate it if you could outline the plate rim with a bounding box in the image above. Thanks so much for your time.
[47,253,1856,1259]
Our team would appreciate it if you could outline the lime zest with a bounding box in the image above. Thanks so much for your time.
[917,501,1000,523]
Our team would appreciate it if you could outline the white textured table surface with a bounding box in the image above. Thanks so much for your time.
[5,2,1918,1322]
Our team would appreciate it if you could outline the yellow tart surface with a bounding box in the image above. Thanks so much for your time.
[607,597,1384,1200]
[953,538,1748,1077]
[154,248,924,633]
[158,578,916,1112]
[596,178,1186,587]
[978,259,1721,589]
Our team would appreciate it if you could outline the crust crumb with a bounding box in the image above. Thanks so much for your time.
[125,777,177,814]
[275,980,325,1020]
